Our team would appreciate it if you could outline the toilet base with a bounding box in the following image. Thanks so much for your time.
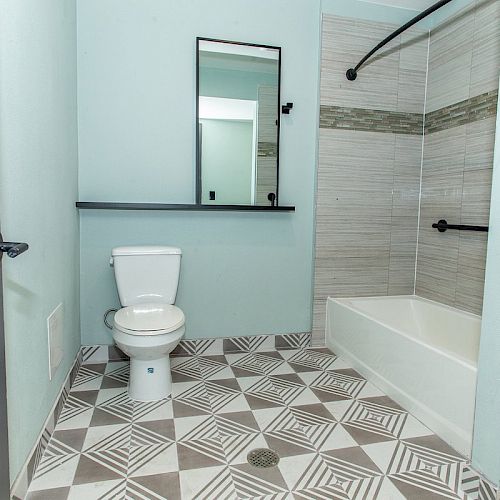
[128,356,172,402]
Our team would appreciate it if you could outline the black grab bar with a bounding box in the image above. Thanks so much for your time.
[346,0,454,81]
[432,219,489,233]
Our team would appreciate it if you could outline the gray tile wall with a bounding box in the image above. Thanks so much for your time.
[415,0,500,315]
[313,15,428,344]
[314,1,499,343]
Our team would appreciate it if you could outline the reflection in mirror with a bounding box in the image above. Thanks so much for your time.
[196,38,280,206]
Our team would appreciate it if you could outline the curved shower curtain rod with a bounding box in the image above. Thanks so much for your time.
[346,0,454,81]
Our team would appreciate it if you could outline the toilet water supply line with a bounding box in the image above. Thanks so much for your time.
[104,309,117,329]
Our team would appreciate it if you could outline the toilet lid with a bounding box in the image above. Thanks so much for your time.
[114,303,185,335]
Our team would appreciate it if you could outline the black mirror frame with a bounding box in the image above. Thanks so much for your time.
[195,37,282,206]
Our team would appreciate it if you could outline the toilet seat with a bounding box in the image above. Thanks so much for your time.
[114,303,185,336]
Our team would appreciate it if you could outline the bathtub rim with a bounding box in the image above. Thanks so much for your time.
[328,294,480,370]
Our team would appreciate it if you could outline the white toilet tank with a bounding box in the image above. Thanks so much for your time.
[111,246,181,306]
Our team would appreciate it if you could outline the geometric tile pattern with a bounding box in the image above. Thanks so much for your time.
[26,346,498,499]
[171,332,312,356]
[79,334,312,361]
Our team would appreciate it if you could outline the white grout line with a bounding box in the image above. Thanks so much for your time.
[413,29,431,294]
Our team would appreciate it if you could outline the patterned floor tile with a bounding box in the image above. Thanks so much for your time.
[386,437,465,499]
[29,454,80,491]
[226,352,266,377]
[70,365,104,392]
[101,363,129,390]
[26,486,71,500]
[81,423,131,452]
[172,381,212,417]
[179,465,237,500]
[171,355,231,382]
[242,375,288,409]
[128,442,178,477]
[66,479,125,499]
[73,452,127,485]
[253,407,317,457]
[287,348,338,372]
[340,397,410,445]
[220,432,268,464]
[230,462,289,498]
[55,391,98,431]
[128,472,181,500]
[27,346,490,500]
[223,335,275,354]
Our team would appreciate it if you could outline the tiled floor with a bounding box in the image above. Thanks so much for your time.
[26,347,492,499]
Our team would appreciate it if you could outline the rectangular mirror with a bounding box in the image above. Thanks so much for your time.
[196,38,281,206]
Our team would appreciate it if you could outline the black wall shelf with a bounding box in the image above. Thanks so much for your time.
[76,202,295,212]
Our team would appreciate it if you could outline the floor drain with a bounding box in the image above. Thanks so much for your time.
[247,448,280,468]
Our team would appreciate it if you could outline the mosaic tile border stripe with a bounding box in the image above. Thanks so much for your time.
[319,105,424,135]
[319,90,498,135]
[425,89,499,134]
[11,351,83,500]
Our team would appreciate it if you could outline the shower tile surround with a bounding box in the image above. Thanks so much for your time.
[25,345,498,500]
[415,0,499,313]
[313,1,499,342]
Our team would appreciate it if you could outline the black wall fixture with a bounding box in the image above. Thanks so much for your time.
[0,242,29,258]
[346,0,454,81]
[432,219,489,233]
[281,102,293,114]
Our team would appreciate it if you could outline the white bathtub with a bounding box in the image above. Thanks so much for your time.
[326,295,480,457]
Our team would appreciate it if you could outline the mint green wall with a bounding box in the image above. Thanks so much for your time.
[77,0,322,344]
[200,67,277,101]
[200,119,253,205]
[0,0,80,483]
[77,0,434,346]
[472,84,500,486]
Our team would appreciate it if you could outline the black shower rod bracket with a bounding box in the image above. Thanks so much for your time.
[346,0,454,81]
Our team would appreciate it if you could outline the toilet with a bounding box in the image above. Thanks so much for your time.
[110,245,185,402]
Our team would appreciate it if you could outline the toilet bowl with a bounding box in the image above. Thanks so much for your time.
[110,245,185,402]
[112,303,185,401]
